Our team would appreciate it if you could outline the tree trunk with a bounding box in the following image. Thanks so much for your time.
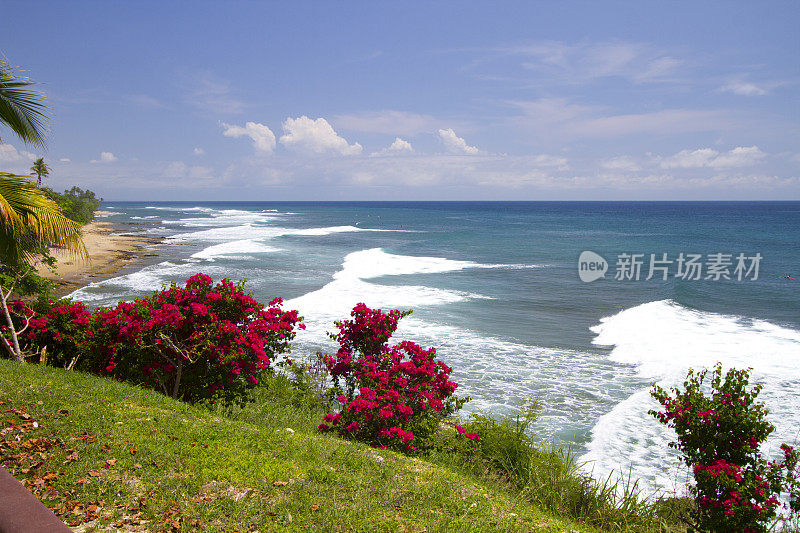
[0,295,24,363]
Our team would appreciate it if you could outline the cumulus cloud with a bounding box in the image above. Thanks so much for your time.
[193,147,205,156]
[222,121,276,153]
[90,151,118,163]
[438,128,480,155]
[279,116,362,156]
[372,137,414,156]
[0,143,36,162]
[660,146,766,169]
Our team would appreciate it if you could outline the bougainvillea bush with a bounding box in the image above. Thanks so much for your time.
[650,364,799,532]
[12,274,304,404]
[318,303,467,452]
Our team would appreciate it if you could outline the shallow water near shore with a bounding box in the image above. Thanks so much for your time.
[75,201,800,497]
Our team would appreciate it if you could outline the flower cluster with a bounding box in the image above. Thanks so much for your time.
[651,364,800,532]
[13,274,304,404]
[24,301,91,368]
[318,304,467,452]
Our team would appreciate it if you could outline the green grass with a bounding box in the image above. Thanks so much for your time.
[0,359,600,532]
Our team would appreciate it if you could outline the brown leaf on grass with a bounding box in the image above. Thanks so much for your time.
[134,463,142,469]
[103,458,117,469]
[311,503,320,511]
[272,480,288,486]
[100,444,111,451]
[87,470,102,477]
[129,446,137,455]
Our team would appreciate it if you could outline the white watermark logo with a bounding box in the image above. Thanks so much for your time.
[578,251,608,282]
[578,251,762,282]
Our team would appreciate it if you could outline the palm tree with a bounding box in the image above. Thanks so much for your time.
[0,62,86,363]
[29,157,50,186]
[0,61,84,265]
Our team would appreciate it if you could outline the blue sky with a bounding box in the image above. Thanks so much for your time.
[1,1,798,200]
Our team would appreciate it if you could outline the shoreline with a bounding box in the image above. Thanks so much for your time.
[37,215,163,297]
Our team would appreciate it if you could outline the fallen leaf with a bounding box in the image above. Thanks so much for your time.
[311,503,320,511]
[272,481,288,486]
[129,447,137,455]
[87,470,102,477]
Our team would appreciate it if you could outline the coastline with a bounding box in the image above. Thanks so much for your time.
[37,214,162,297]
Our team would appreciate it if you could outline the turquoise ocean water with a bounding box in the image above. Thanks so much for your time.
[76,201,800,496]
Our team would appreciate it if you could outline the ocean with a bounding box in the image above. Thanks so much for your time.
[75,201,800,497]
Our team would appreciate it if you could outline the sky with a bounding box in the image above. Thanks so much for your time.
[1,1,799,201]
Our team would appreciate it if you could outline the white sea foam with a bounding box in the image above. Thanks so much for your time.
[130,215,159,220]
[171,225,408,254]
[582,300,800,496]
[191,239,281,260]
[287,247,619,435]
[145,206,216,212]
[69,260,223,304]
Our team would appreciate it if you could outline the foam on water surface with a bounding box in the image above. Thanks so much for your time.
[582,300,800,496]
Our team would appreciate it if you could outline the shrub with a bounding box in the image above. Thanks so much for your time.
[20,274,304,405]
[318,303,467,452]
[42,186,101,224]
[651,364,800,532]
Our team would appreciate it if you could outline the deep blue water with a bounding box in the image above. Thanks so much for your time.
[77,201,800,495]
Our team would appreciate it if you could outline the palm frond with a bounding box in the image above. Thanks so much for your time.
[0,61,49,148]
[0,173,87,266]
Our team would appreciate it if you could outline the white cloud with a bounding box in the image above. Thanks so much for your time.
[372,137,414,156]
[193,147,205,156]
[279,116,362,156]
[59,158,71,163]
[720,81,767,96]
[222,121,276,153]
[438,128,480,155]
[499,40,683,84]
[162,161,215,180]
[333,110,445,135]
[0,143,36,162]
[661,146,766,169]
[569,109,731,137]
[600,155,641,171]
[710,146,767,167]
[508,98,734,141]
[530,154,569,170]
[90,151,118,163]
[181,70,245,115]
[163,161,188,178]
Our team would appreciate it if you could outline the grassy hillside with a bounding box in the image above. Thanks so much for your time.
[0,360,598,532]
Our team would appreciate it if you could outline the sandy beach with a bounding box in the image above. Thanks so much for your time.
[36,214,162,296]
